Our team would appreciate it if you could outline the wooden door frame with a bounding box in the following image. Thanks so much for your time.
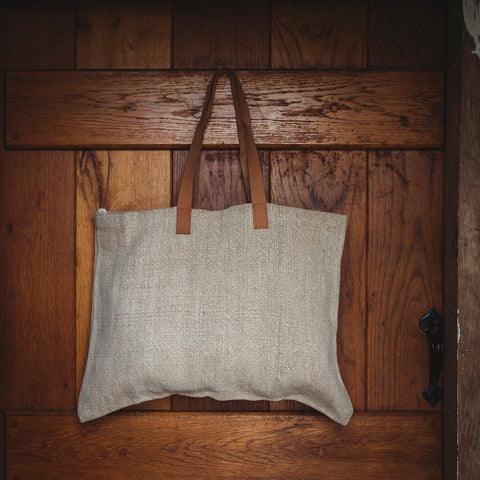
[444,0,480,478]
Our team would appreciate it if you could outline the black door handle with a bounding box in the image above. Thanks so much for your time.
[419,307,444,406]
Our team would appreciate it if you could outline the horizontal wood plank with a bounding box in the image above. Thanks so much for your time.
[5,71,443,148]
[6,412,441,480]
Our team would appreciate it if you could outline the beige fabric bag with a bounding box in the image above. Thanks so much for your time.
[78,70,353,425]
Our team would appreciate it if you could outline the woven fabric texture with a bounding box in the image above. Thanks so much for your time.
[78,203,353,425]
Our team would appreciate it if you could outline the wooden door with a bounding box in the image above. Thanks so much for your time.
[1,1,445,478]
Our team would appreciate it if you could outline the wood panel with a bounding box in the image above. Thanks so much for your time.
[0,1,75,70]
[272,0,367,69]
[369,0,446,68]
[269,151,366,412]
[6,412,442,480]
[172,396,269,412]
[443,2,462,478]
[0,413,4,480]
[0,2,76,414]
[172,150,269,208]
[76,0,171,69]
[171,149,270,411]
[367,151,443,410]
[76,150,172,410]
[173,0,269,69]
[0,152,75,410]
[0,3,448,479]
[5,71,444,149]
[457,27,480,480]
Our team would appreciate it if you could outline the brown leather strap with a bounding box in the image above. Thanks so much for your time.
[230,72,251,201]
[176,69,268,234]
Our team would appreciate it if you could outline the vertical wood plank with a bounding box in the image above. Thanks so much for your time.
[171,396,270,412]
[368,151,443,410]
[173,0,269,69]
[171,149,270,411]
[172,150,270,209]
[269,151,366,412]
[76,150,172,411]
[369,0,446,68]
[0,1,75,69]
[457,27,480,480]
[0,2,76,411]
[443,3,462,478]
[0,413,4,480]
[272,0,367,69]
[76,0,171,69]
[75,0,172,412]
[0,152,76,409]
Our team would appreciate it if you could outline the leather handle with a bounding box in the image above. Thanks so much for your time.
[176,69,268,234]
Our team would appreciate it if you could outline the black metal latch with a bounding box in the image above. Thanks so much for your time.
[419,307,444,406]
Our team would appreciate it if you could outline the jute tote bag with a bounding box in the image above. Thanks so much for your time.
[78,70,353,425]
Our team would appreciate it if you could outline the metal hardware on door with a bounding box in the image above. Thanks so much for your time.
[419,307,444,406]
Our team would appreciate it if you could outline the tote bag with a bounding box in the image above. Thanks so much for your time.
[78,69,353,425]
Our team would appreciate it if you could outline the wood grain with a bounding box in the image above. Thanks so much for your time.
[0,152,75,410]
[0,0,76,419]
[5,70,444,149]
[269,151,366,412]
[369,0,446,68]
[0,3,447,479]
[0,1,75,70]
[173,0,269,69]
[457,28,480,480]
[76,0,171,68]
[171,149,269,411]
[76,150,172,411]
[367,151,443,411]
[272,0,367,68]
[6,412,442,480]
[172,396,269,412]
[443,3,462,478]
[0,413,4,480]
[172,150,269,209]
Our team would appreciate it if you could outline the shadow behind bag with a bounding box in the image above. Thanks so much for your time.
[78,70,353,425]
